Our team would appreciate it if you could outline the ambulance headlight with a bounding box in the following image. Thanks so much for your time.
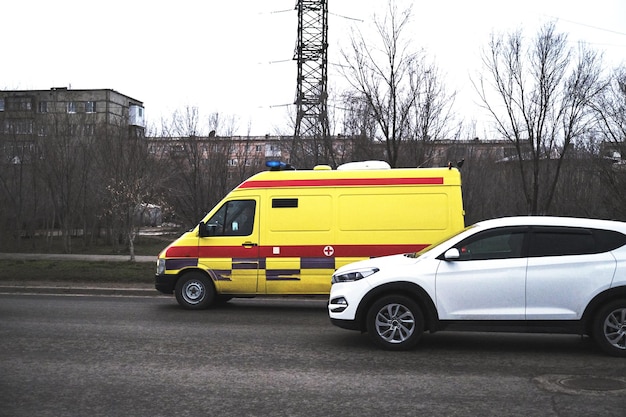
[332,267,379,284]
[156,259,166,275]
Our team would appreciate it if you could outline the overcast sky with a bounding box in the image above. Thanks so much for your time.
[2,0,625,137]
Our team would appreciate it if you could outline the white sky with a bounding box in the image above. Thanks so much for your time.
[2,0,625,137]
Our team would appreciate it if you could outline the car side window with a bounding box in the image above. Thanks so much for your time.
[592,229,626,252]
[528,227,626,257]
[528,228,593,257]
[454,228,526,261]
[205,200,256,237]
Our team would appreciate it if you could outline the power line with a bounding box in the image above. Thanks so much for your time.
[544,14,626,36]
[329,11,363,22]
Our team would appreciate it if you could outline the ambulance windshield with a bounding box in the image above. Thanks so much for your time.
[407,225,474,258]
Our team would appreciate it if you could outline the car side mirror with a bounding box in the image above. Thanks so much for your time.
[198,222,208,237]
[198,221,216,238]
[444,248,460,260]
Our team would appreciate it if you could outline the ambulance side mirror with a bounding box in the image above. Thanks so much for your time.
[198,221,216,238]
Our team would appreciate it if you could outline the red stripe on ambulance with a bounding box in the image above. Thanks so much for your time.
[238,177,444,189]
[166,244,428,259]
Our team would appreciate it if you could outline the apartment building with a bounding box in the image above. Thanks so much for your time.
[147,135,285,162]
[146,133,520,173]
[0,87,145,163]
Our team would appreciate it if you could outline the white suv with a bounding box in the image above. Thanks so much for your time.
[328,216,626,356]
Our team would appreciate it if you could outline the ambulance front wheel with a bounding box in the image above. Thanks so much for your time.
[175,271,215,310]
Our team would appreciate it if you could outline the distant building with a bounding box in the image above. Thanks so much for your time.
[430,138,519,165]
[146,135,291,167]
[0,87,145,164]
[146,134,520,172]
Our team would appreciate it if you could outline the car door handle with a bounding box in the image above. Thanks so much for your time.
[242,242,258,248]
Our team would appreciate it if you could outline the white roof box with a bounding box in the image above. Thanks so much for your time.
[337,160,391,171]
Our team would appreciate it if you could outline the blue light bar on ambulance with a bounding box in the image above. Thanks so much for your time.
[266,161,295,171]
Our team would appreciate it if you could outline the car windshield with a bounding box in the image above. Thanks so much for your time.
[406,225,476,258]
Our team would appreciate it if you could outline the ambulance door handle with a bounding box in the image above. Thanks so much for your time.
[242,242,258,248]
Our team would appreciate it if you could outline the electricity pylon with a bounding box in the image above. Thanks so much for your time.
[292,0,330,167]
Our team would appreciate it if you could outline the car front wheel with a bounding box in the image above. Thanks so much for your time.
[366,295,424,350]
[593,299,626,357]
[175,272,215,310]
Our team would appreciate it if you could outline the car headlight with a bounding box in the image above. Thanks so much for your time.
[332,267,379,284]
[156,258,166,275]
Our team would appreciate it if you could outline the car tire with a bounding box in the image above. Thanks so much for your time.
[366,295,424,350]
[592,299,626,357]
[175,271,215,310]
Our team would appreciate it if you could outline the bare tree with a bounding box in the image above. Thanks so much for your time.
[590,66,626,219]
[405,61,460,167]
[228,122,266,185]
[160,108,236,227]
[92,120,156,260]
[475,22,606,214]
[594,66,626,154]
[0,131,40,247]
[35,113,95,253]
[339,0,457,167]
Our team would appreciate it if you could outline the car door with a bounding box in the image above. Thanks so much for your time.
[198,198,261,294]
[525,227,617,320]
[435,227,528,320]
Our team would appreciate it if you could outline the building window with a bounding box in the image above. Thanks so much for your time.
[38,101,48,113]
[85,124,95,136]
[129,104,145,127]
[0,99,4,112]
[265,143,281,158]
[85,101,96,113]
[4,120,33,135]
[6,97,32,111]
[228,159,238,166]
[67,102,76,113]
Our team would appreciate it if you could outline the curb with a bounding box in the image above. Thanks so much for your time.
[0,284,163,297]
[0,253,154,263]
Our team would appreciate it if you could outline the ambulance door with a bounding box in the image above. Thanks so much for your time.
[198,198,261,294]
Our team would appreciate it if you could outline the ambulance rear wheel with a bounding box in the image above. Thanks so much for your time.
[175,272,215,310]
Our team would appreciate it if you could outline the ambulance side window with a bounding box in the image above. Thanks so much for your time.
[205,200,256,236]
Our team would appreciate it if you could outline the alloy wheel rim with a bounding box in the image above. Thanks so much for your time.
[603,307,626,350]
[375,303,415,343]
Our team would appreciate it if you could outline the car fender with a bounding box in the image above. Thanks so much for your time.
[581,285,626,333]
[355,281,440,332]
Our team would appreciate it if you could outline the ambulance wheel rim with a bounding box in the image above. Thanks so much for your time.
[175,273,215,309]
[182,280,205,304]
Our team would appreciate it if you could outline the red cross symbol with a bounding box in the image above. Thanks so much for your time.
[323,245,334,257]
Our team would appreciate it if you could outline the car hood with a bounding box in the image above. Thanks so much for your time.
[334,252,419,275]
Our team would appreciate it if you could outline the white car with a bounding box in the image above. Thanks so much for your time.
[328,216,626,356]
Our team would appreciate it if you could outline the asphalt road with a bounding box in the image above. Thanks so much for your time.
[1,293,625,417]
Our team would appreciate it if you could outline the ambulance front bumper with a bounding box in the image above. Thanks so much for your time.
[155,273,177,294]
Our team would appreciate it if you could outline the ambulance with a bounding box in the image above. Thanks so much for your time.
[155,160,465,309]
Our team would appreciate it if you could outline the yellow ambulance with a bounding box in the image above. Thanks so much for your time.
[155,160,465,309]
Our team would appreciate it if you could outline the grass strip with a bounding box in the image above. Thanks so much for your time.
[0,260,154,284]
